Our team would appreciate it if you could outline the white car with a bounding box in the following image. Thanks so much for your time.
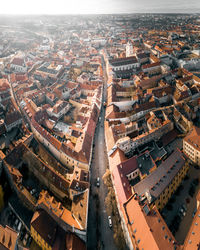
[96,177,100,187]
[108,216,112,228]
[30,189,36,195]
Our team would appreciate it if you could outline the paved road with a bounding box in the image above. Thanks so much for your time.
[87,59,116,250]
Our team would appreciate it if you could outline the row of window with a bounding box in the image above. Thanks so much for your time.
[32,228,51,250]
[155,165,188,209]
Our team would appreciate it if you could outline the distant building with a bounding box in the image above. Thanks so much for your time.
[4,111,22,132]
[126,41,133,57]
[109,56,140,72]
[10,58,27,73]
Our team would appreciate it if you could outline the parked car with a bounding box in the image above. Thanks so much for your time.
[181,210,186,217]
[192,208,197,217]
[13,219,19,230]
[30,188,37,195]
[96,177,100,187]
[17,221,22,232]
[20,231,24,241]
[108,216,112,228]
[23,233,29,246]
[27,236,32,247]
[181,203,187,212]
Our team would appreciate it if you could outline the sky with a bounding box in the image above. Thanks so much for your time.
[0,0,200,15]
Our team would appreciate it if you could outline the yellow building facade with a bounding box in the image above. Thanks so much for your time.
[31,225,52,250]
[152,162,189,211]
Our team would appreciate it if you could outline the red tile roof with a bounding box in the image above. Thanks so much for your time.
[112,163,132,205]
[11,58,25,67]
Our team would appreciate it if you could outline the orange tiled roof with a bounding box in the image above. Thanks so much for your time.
[0,225,18,250]
[184,126,200,151]
[123,195,177,250]
[37,191,82,230]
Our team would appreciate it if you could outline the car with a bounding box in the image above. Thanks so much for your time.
[179,207,186,217]
[178,210,183,218]
[34,192,39,199]
[182,210,186,217]
[17,221,22,232]
[20,227,26,240]
[192,208,197,217]
[108,216,112,228]
[96,177,100,187]
[181,203,187,212]
[23,233,29,246]
[13,219,19,230]
[20,230,25,241]
[30,188,37,195]
[27,236,32,247]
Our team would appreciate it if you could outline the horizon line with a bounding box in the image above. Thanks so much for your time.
[0,12,199,16]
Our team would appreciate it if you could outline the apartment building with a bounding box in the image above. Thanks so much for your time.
[0,225,18,250]
[31,209,86,250]
[183,126,200,165]
[133,150,188,211]
[109,56,140,71]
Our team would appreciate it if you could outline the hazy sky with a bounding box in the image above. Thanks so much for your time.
[1,0,200,15]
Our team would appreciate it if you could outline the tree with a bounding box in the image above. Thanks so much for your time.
[102,169,112,187]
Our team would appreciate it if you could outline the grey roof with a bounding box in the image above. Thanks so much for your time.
[109,56,138,67]
[133,150,185,202]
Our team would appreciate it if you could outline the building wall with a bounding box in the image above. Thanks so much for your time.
[151,162,189,211]
[3,162,35,211]
[126,169,140,180]
[112,62,140,71]
[111,174,134,250]
[183,140,200,165]
[31,119,90,171]
[143,65,161,75]
[31,226,52,250]
[47,104,71,119]
[6,118,22,132]
[130,120,174,151]
[23,152,69,201]
[11,64,27,73]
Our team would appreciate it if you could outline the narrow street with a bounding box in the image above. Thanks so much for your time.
[87,58,116,250]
